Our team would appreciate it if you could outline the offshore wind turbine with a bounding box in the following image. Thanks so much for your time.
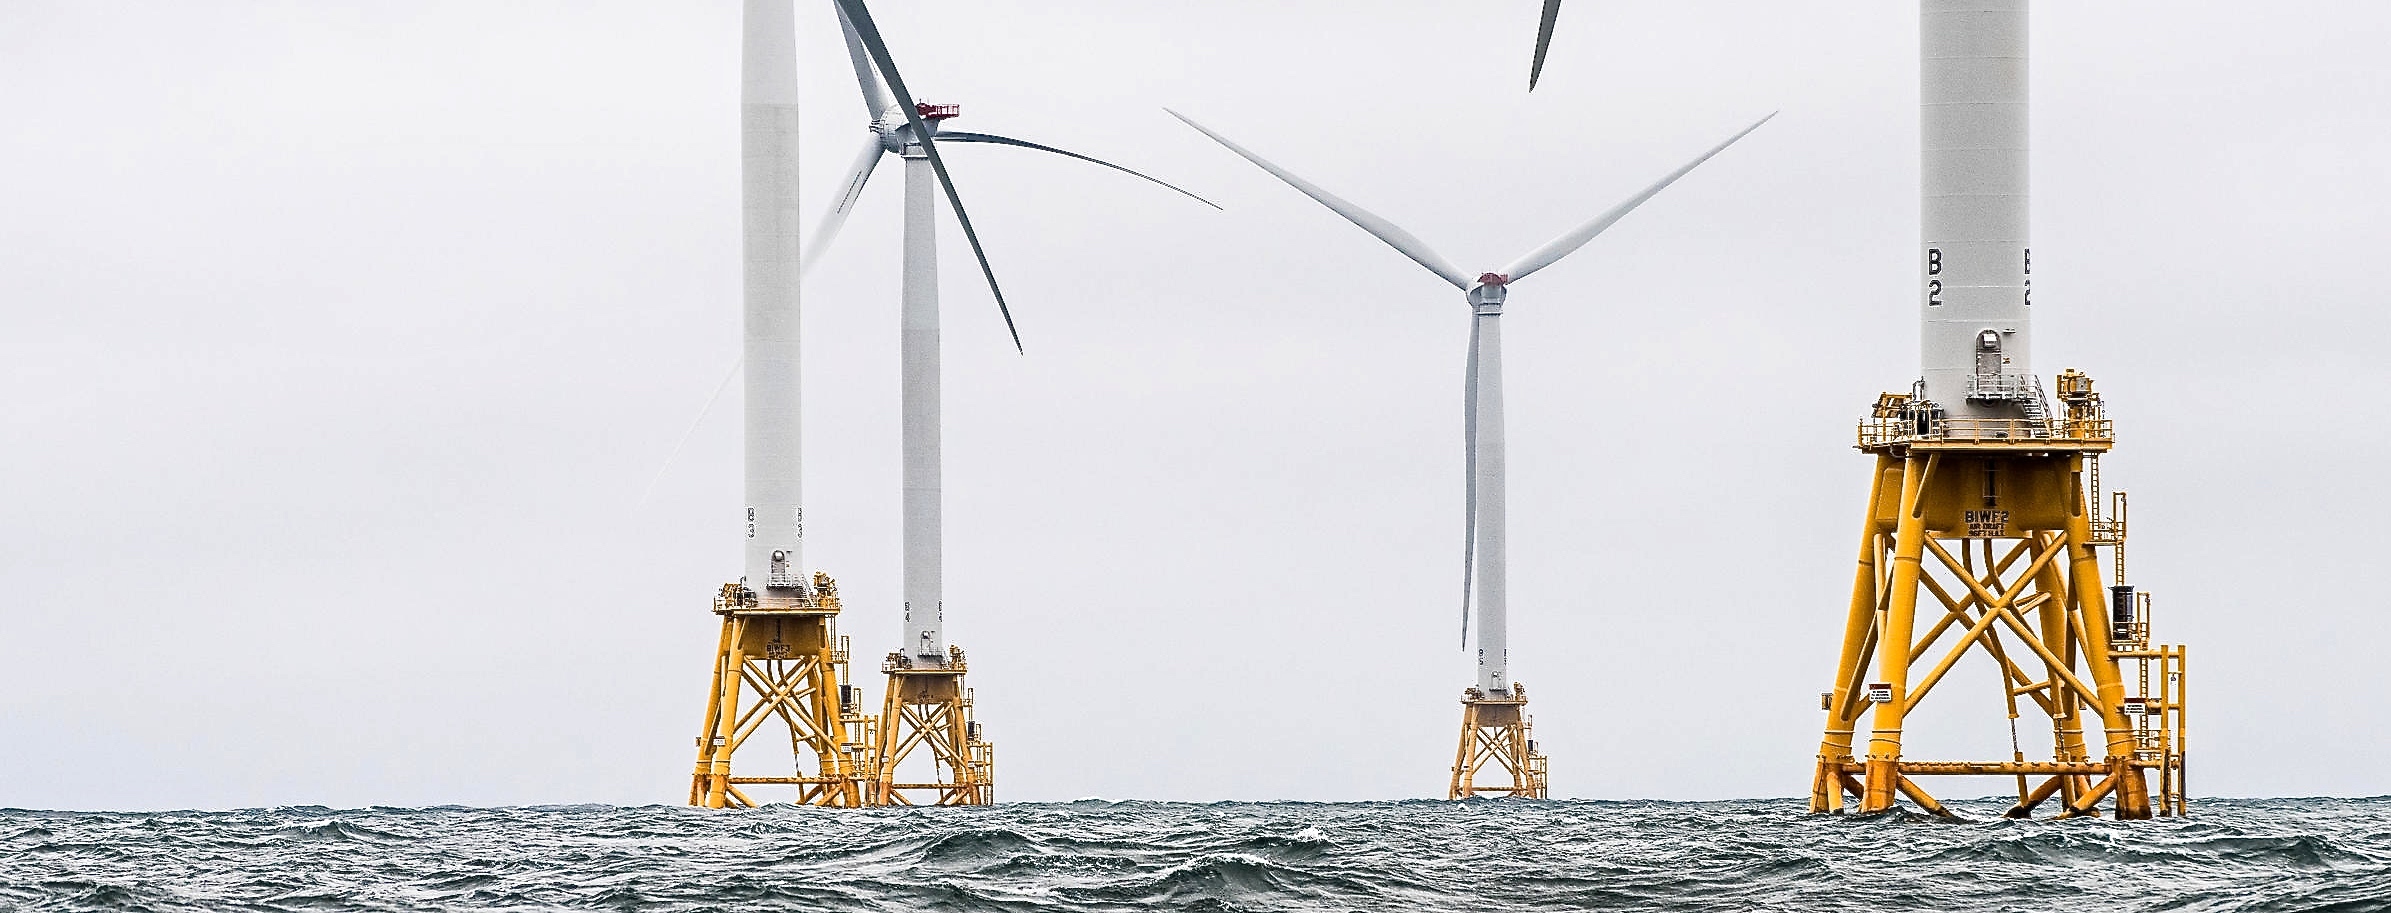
[690,0,877,810]
[819,0,1216,807]
[1803,0,2191,823]
[804,6,1215,289]
[1171,109,1770,798]
[687,0,1048,810]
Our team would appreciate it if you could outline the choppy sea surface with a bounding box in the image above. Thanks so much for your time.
[4,798,2388,912]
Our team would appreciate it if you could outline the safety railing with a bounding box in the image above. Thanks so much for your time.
[2089,489,2128,546]
[1858,416,2113,448]
[1966,373,2041,402]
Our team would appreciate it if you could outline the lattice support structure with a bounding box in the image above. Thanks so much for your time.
[870,647,995,806]
[689,574,875,808]
[1811,374,2188,819]
[1449,685,1548,799]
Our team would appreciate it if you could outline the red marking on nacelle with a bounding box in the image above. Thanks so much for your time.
[1478,273,1510,286]
[916,102,961,121]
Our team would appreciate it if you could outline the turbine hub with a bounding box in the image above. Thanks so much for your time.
[1468,279,1508,312]
[872,111,912,150]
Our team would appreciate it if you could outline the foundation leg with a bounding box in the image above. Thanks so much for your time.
[1863,455,1934,813]
[1815,456,1892,812]
[703,619,749,809]
[2064,458,2152,820]
[689,618,735,806]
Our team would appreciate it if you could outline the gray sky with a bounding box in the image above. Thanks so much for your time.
[4,1,2387,810]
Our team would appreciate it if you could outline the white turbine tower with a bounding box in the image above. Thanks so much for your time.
[692,0,868,810]
[1171,109,1771,797]
[823,0,1215,806]
[744,0,805,608]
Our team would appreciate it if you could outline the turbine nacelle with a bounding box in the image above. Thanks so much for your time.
[876,101,959,150]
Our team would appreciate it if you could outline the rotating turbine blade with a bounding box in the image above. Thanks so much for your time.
[1529,0,1563,90]
[635,355,742,510]
[801,134,887,275]
[1460,317,1481,648]
[833,0,1023,352]
[1167,108,1471,290]
[935,131,1222,210]
[831,0,899,118]
[1499,112,1776,283]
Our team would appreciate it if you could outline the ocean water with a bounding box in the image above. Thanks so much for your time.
[4,798,2387,912]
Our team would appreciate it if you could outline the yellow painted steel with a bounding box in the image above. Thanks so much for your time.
[1810,372,2189,819]
[1810,454,1894,812]
[869,647,995,806]
[1449,685,1548,799]
[684,575,995,808]
[687,575,876,808]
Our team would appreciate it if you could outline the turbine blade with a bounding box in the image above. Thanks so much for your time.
[935,131,1223,210]
[830,0,898,117]
[833,0,1023,352]
[1500,112,1776,283]
[1530,0,1563,90]
[801,135,887,276]
[1166,108,1472,290]
[1460,316,1481,649]
[636,355,741,510]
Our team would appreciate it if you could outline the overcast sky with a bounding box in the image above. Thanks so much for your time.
[4,1,2388,810]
